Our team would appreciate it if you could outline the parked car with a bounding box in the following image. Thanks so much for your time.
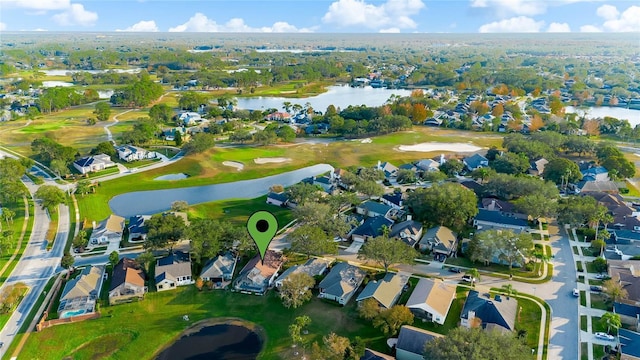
[449,267,462,273]
[462,275,475,283]
[590,285,603,292]
[572,288,580,297]
[595,332,615,341]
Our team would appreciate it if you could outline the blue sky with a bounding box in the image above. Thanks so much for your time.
[0,0,638,33]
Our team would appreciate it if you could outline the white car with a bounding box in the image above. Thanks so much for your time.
[594,332,615,341]
[572,288,580,297]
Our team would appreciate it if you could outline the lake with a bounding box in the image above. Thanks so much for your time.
[235,85,412,112]
[109,163,333,217]
[41,68,143,76]
[155,323,262,360]
[565,106,640,127]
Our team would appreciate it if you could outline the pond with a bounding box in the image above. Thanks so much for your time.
[154,173,188,181]
[109,163,333,217]
[155,323,262,360]
[234,85,412,112]
[565,106,640,126]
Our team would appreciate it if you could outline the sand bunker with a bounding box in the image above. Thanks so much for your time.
[222,161,244,171]
[254,157,291,164]
[397,142,481,153]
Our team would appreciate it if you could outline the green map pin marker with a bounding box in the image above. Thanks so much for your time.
[247,210,278,262]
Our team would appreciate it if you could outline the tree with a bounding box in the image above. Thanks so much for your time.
[490,152,530,175]
[406,183,478,232]
[61,252,75,269]
[582,119,600,137]
[323,333,351,360]
[280,272,315,308]
[94,102,111,121]
[592,257,608,273]
[182,133,216,155]
[144,213,187,250]
[358,298,382,320]
[91,141,116,158]
[501,284,517,297]
[424,326,531,360]
[136,251,155,273]
[354,180,385,198]
[466,268,481,283]
[50,159,69,177]
[557,196,606,228]
[439,159,464,177]
[286,182,322,205]
[564,136,594,156]
[600,312,621,334]
[277,126,297,142]
[35,185,66,212]
[289,225,337,258]
[72,230,88,251]
[543,158,582,184]
[254,129,277,145]
[0,233,12,258]
[603,277,629,302]
[289,316,312,346]
[358,236,418,272]
[422,170,447,183]
[174,131,183,146]
[396,169,417,184]
[513,194,558,221]
[372,305,414,335]
[171,200,189,212]
[1,207,15,226]
[149,103,174,123]
[109,250,119,267]
[470,230,533,271]
[75,180,92,196]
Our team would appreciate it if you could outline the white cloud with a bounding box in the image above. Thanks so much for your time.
[601,5,640,32]
[52,3,97,26]
[0,0,70,10]
[580,24,602,32]
[479,16,544,33]
[117,20,159,32]
[380,27,401,33]
[470,0,547,16]
[596,4,619,20]
[33,28,48,31]
[547,22,571,32]
[169,13,313,33]
[322,0,425,30]
[0,22,6,31]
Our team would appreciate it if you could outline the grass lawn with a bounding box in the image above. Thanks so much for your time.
[591,316,607,333]
[590,293,611,311]
[408,286,467,336]
[580,342,588,360]
[580,291,586,307]
[0,196,30,284]
[593,344,605,359]
[586,261,601,274]
[514,296,542,352]
[444,256,546,281]
[189,195,295,230]
[576,261,584,272]
[45,210,59,251]
[580,315,587,331]
[19,286,390,360]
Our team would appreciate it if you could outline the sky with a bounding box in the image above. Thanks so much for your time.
[0,0,639,33]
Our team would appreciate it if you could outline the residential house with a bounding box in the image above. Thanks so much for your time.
[481,198,528,220]
[356,272,410,309]
[313,176,334,193]
[73,154,116,174]
[614,302,640,327]
[389,220,423,247]
[418,226,458,257]
[351,216,394,243]
[200,252,238,285]
[619,329,640,360]
[178,111,201,126]
[528,158,549,177]
[473,208,529,232]
[116,145,152,162]
[581,166,610,182]
[58,265,104,319]
[360,349,394,360]
[395,325,443,360]
[415,159,439,173]
[460,179,485,196]
[607,260,640,305]
[463,153,489,171]
[265,112,292,123]
[381,192,403,210]
[108,258,146,305]
[155,251,194,292]
[376,161,398,178]
[399,163,418,173]
[406,278,456,325]
[89,214,125,245]
[460,290,517,332]
[318,262,366,305]
[356,200,393,218]
[266,192,290,207]
[275,257,331,288]
[574,180,620,194]
[234,250,284,294]
[128,215,150,242]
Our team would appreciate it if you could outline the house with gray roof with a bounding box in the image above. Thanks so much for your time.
[266,191,290,207]
[376,161,398,178]
[351,216,394,243]
[463,153,488,171]
[200,252,238,284]
[89,214,125,245]
[73,153,116,174]
[318,262,366,305]
[389,220,423,247]
[155,251,193,292]
[473,208,529,232]
[608,259,640,305]
[416,159,440,173]
[406,278,456,325]
[619,328,640,360]
[128,215,150,242]
[418,226,458,256]
[356,200,394,218]
[116,145,152,162]
[360,349,394,360]
[395,325,443,360]
[356,272,410,309]
[460,290,517,332]
[58,265,104,319]
[234,250,284,295]
[381,192,403,209]
[275,257,331,288]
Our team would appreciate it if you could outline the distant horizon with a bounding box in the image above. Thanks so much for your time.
[0,0,638,34]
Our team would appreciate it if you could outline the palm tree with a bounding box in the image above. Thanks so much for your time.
[466,268,480,285]
[501,284,518,298]
[600,312,621,334]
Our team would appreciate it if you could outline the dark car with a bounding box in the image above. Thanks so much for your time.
[590,285,603,292]
[449,267,462,273]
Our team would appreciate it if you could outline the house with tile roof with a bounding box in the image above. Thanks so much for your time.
[108,258,146,305]
[460,290,517,332]
[275,257,331,288]
[89,214,125,245]
[58,265,104,319]
[356,272,410,309]
[200,252,238,284]
[389,220,423,247]
[155,251,194,292]
[418,226,458,256]
[234,250,284,295]
[395,325,443,360]
[405,278,456,325]
[318,262,366,305]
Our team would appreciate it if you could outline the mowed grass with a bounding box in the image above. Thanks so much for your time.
[189,195,295,230]
[76,127,502,221]
[19,286,387,360]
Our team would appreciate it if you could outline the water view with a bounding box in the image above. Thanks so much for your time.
[566,106,640,126]
[155,323,262,360]
[235,85,412,112]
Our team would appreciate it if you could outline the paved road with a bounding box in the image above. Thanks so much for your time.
[0,180,69,359]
